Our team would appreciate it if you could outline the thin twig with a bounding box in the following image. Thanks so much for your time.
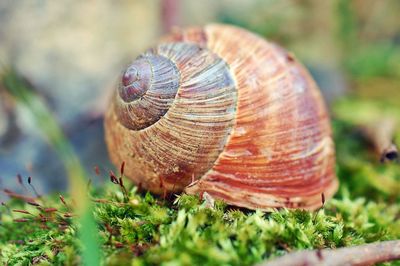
[360,117,398,162]
[259,240,400,266]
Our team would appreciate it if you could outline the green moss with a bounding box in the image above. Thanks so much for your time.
[2,189,400,265]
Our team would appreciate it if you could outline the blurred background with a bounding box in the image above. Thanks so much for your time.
[0,0,399,197]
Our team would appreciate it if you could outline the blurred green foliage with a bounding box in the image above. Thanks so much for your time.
[219,0,400,95]
[1,69,102,266]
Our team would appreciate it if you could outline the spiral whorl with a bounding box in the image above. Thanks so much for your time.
[119,59,152,103]
[115,53,180,130]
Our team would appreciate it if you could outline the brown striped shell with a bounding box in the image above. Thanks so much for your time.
[105,24,338,211]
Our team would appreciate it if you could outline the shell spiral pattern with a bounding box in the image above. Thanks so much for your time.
[105,24,338,211]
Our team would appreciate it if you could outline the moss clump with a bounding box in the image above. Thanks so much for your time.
[2,187,400,265]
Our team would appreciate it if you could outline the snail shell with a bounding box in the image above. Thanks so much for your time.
[105,24,338,210]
